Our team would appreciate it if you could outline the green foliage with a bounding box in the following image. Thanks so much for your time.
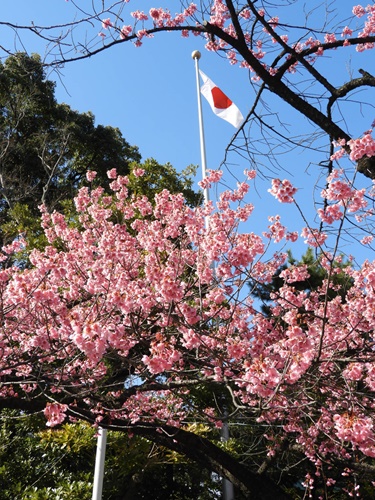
[0,412,95,500]
[127,159,200,208]
[0,412,225,500]
[39,421,96,457]
[18,480,92,500]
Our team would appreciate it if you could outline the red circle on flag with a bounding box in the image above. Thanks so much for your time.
[211,87,232,109]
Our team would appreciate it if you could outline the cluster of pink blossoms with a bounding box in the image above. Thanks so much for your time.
[2,163,375,487]
[263,215,298,243]
[201,1,375,75]
[198,168,223,190]
[209,0,231,29]
[44,403,68,427]
[99,4,197,43]
[95,1,375,79]
[268,178,297,203]
[348,133,375,161]
[353,4,366,17]
[318,169,368,227]
[301,227,328,247]
[333,414,375,457]
[354,3,375,50]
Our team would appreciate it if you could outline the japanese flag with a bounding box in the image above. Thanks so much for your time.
[199,70,244,129]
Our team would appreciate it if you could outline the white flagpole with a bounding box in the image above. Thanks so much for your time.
[192,50,235,500]
[92,427,107,500]
[192,51,209,207]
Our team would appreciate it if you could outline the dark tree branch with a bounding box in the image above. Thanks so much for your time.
[111,421,292,500]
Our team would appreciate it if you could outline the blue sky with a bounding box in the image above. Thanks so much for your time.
[1,0,375,263]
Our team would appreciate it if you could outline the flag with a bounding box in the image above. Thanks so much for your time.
[199,70,244,129]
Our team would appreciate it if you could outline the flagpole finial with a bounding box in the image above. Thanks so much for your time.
[192,50,201,60]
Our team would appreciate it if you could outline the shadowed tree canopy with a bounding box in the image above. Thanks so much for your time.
[0,52,141,246]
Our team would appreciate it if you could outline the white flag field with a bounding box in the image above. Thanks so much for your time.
[199,70,244,129]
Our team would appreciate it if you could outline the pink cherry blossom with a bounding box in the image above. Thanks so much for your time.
[264,215,287,242]
[31,2,375,492]
[353,5,366,17]
[120,25,132,39]
[361,235,374,245]
[317,204,343,224]
[348,133,375,161]
[301,227,328,247]
[268,178,297,203]
[133,167,145,177]
[86,170,97,182]
[324,33,337,43]
[198,169,223,190]
[44,403,68,427]
[131,11,149,21]
[1,141,375,493]
[101,18,113,30]
[342,26,353,37]
[107,168,117,179]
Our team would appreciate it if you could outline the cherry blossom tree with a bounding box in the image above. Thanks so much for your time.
[2,2,375,497]
[2,1,375,180]
[0,163,375,498]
